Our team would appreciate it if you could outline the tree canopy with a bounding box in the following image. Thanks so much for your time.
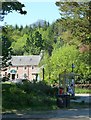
[0,0,27,21]
[0,0,27,67]
[55,1,90,44]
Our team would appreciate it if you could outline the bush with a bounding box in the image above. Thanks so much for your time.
[2,77,9,82]
[2,81,57,110]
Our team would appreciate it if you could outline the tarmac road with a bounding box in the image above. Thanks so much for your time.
[2,108,90,120]
[1,118,90,120]
[1,113,90,120]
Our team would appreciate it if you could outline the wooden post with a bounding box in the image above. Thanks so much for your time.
[43,68,44,80]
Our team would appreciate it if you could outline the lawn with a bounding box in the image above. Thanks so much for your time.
[75,87,90,94]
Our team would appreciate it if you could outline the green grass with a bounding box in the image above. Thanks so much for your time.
[75,87,91,94]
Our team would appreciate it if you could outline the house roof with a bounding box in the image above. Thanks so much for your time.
[11,55,41,66]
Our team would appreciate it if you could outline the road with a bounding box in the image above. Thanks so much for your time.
[2,108,90,120]
[1,118,90,120]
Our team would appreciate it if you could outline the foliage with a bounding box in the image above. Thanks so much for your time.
[2,76,9,82]
[43,45,78,82]
[40,1,91,84]
[25,30,44,55]
[1,25,13,67]
[2,81,90,111]
[1,1,27,67]
[0,0,27,21]
[55,1,90,44]
[2,81,57,110]
[11,34,28,55]
[42,45,90,84]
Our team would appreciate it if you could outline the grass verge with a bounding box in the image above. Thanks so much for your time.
[75,87,90,94]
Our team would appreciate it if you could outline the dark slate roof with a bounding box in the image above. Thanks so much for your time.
[11,55,41,66]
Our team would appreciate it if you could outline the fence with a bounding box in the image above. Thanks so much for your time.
[75,84,91,89]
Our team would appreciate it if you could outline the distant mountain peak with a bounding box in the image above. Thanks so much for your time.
[31,19,49,27]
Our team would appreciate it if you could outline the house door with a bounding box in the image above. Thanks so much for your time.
[12,74,15,80]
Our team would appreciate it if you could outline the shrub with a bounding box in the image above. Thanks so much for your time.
[2,81,57,110]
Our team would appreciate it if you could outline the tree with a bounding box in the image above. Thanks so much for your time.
[55,1,90,44]
[54,1,91,84]
[0,0,27,67]
[11,34,28,55]
[40,25,54,56]
[25,30,44,55]
[1,25,12,67]
[43,45,90,84]
[0,0,27,21]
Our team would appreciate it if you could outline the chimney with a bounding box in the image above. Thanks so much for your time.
[40,50,44,59]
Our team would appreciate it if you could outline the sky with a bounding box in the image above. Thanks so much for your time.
[1,1,61,27]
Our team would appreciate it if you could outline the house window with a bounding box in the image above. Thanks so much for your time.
[8,73,10,78]
[17,74,18,78]
[32,66,34,69]
[5,72,7,77]
[24,66,26,69]
[24,73,27,78]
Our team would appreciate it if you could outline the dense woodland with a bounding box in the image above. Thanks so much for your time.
[0,1,91,84]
